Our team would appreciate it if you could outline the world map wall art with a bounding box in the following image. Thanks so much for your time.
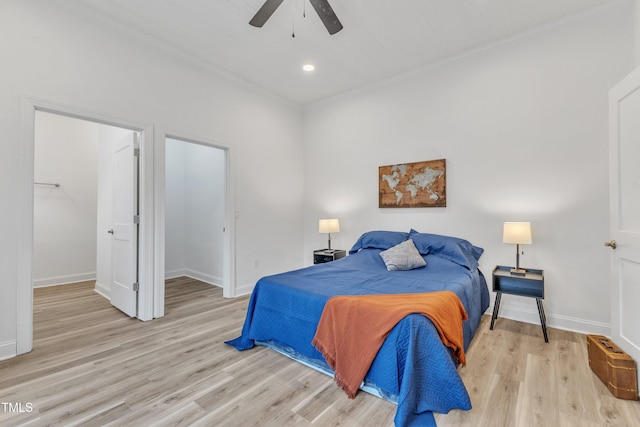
[379,159,446,208]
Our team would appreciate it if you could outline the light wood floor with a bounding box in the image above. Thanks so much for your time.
[1,278,638,426]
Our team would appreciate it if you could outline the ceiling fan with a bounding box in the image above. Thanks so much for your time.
[250,0,343,35]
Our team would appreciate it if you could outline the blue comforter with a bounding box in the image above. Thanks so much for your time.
[227,232,489,426]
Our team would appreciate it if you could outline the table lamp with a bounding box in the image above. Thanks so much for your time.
[503,222,531,276]
[319,219,340,250]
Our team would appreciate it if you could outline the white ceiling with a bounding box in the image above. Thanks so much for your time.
[59,0,618,105]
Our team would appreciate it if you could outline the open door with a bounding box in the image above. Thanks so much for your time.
[110,131,139,317]
[608,66,640,393]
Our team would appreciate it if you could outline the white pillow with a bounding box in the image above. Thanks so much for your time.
[379,239,427,271]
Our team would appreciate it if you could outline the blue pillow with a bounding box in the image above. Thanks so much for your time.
[349,230,409,254]
[408,229,483,270]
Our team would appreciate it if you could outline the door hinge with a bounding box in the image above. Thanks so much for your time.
[133,215,140,224]
[133,282,139,292]
[133,147,140,158]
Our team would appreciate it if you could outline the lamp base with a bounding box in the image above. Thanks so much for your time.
[320,249,337,254]
[510,268,527,276]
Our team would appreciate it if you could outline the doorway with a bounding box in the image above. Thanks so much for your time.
[33,110,139,317]
[165,138,226,291]
[17,97,236,357]
[154,133,235,315]
[17,97,156,355]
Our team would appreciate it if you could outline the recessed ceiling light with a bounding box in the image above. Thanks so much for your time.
[303,64,315,72]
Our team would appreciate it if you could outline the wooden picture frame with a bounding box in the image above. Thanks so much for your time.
[379,159,446,208]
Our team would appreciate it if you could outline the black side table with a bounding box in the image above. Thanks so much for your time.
[490,265,548,342]
[313,249,346,264]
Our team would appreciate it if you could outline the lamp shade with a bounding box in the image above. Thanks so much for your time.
[319,219,340,234]
[503,222,532,244]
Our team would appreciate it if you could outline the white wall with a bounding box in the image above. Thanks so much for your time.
[165,138,226,286]
[302,3,634,334]
[33,111,99,287]
[165,139,187,276]
[635,0,640,65]
[0,0,303,360]
[185,143,226,284]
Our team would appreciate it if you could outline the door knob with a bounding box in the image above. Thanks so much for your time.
[107,229,114,234]
[604,240,617,250]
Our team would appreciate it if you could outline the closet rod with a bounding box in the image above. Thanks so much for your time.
[34,182,60,188]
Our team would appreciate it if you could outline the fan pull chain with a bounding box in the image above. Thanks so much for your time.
[292,0,295,37]
[291,0,308,38]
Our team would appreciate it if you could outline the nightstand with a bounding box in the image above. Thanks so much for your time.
[313,249,346,264]
[490,265,548,342]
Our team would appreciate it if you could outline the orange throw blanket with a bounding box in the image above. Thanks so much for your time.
[311,291,468,399]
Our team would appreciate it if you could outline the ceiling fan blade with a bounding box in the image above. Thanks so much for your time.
[249,0,285,27]
[308,0,343,35]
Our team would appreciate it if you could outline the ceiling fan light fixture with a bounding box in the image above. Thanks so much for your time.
[250,0,342,35]
[303,64,315,72]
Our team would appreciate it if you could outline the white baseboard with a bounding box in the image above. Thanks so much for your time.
[94,281,110,300]
[184,269,222,288]
[235,282,255,297]
[165,269,187,280]
[0,340,16,361]
[165,268,223,288]
[490,303,611,336]
[33,272,96,288]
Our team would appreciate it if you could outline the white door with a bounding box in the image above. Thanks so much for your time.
[609,66,640,392]
[110,132,139,317]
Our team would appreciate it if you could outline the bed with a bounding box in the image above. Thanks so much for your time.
[226,230,490,426]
